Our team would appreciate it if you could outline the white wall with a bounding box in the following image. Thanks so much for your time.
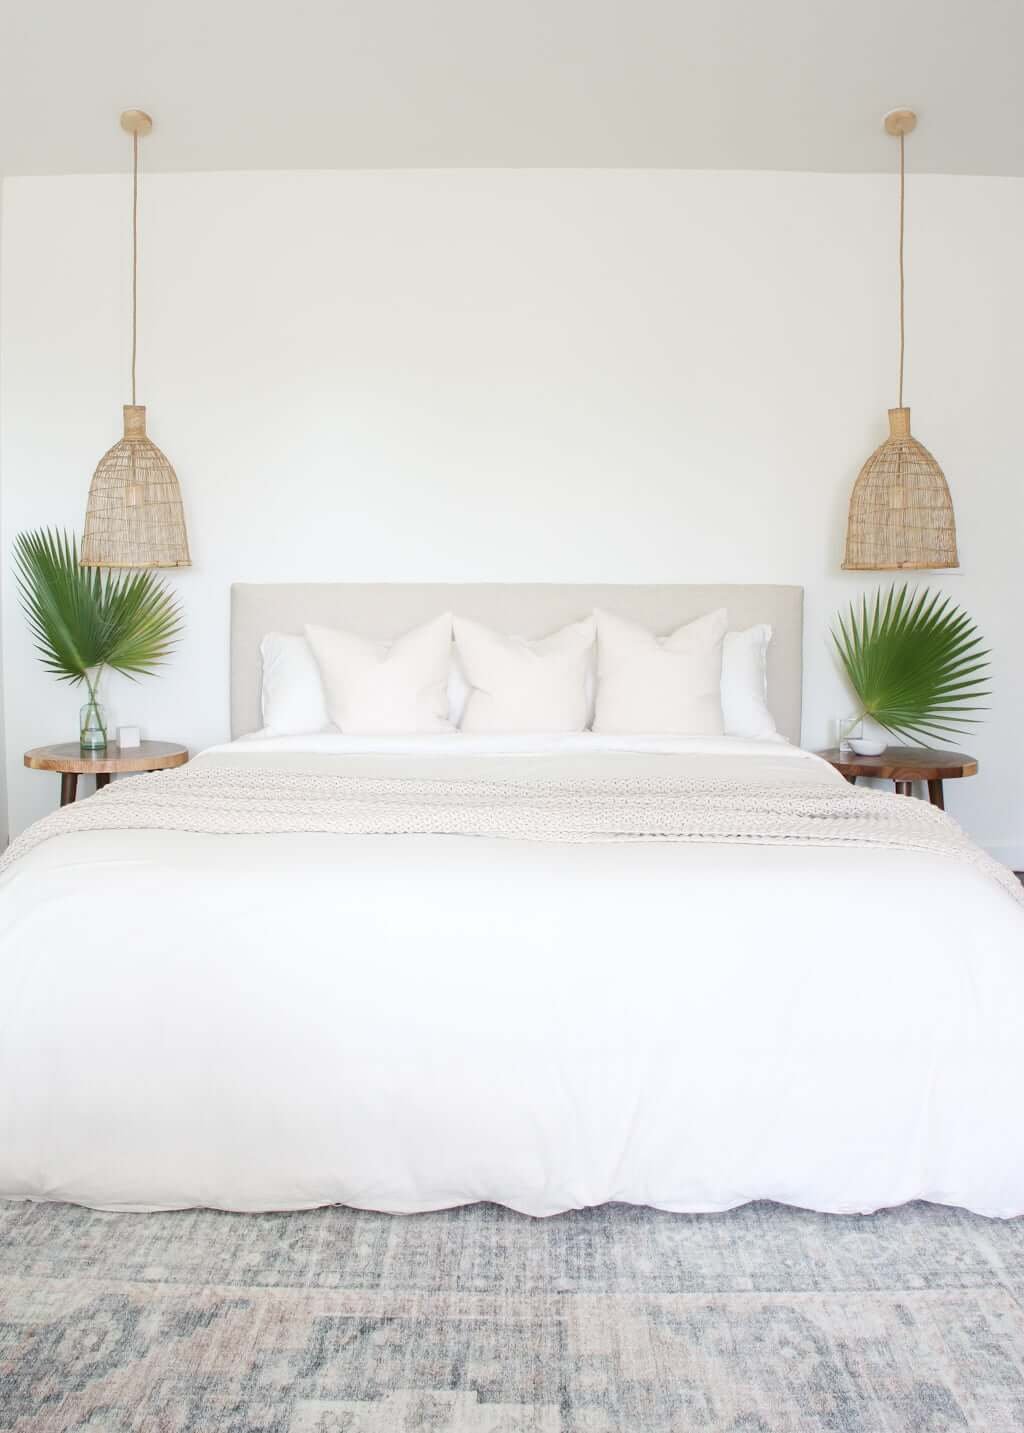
[2,170,1022,855]
[0,194,6,846]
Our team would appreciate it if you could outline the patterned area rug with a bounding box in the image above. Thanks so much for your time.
[3,1199,1024,1432]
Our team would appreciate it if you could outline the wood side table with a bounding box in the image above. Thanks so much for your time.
[816,747,977,810]
[24,741,189,807]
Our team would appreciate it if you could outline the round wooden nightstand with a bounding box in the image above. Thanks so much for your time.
[816,746,977,810]
[24,741,189,807]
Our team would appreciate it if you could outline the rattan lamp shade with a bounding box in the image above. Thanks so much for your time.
[81,110,191,570]
[81,405,191,568]
[842,407,958,570]
[842,109,959,572]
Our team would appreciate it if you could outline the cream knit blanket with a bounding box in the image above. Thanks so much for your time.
[3,761,1021,907]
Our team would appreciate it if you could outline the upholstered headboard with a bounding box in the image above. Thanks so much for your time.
[230,583,804,743]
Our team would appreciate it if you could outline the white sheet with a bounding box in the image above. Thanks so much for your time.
[2,737,1023,1218]
[216,731,798,757]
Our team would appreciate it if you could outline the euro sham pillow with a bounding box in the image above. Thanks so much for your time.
[305,613,454,733]
[453,615,596,733]
[722,624,779,741]
[593,607,728,735]
[260,632,332,736]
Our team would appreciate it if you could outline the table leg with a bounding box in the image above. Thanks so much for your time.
[95,773,111,793]
[59,773,78,806]
[928,779,945,810]
[894,781,913,797]
[844,774,857,786]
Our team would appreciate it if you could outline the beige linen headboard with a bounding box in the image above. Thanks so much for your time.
[230,584,804,744]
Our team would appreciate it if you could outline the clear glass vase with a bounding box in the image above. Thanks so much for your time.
[832,714,864,753]
[80,679,108,753]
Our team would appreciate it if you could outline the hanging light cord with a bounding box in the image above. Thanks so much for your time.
[128,130,138,409]
[897,131,905,408]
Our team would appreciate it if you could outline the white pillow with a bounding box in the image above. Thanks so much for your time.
[261,616,778,739]
[260,634,472,735]
[446,647,473,728]
[447,644,599,729]
[305,613,454,733]
[593,607,728,735]
[454,615,596,733]
[722,624,779,741]
[260,632,332,736]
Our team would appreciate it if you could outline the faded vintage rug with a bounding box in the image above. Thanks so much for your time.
[3,1198,1024,1432]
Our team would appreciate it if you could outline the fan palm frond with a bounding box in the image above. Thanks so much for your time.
[14,528,182,686]
[832,584,989,746]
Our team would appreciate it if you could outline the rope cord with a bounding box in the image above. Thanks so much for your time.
[899,131,905,409]
[130,130,139,406]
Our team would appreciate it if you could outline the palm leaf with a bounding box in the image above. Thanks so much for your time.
[832,583,990,746]
[14,528,182,686]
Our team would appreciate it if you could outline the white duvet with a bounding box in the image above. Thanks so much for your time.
[2,734,1023,1218]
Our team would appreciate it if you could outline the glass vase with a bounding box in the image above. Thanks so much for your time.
[832,715,863,753]
[80,691,108,753]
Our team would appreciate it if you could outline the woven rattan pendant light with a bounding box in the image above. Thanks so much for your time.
[81,110,190,569]
[842,109,958,571]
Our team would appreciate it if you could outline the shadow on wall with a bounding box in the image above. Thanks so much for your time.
[0,563,6,846]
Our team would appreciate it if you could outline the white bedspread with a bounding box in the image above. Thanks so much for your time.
[2,735,1023,1217]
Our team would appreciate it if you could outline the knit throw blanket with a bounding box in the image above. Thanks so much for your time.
[3,762,1021,907]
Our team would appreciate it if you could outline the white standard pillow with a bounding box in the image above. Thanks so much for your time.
[722,624,779,741]
[593,607,728,735]
[453,615,596,733]
[260,632,332,736]
[305,613,454,733]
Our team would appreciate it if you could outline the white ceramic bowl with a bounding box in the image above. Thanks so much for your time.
[849,737,887,757]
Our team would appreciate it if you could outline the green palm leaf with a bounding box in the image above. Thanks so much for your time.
[832,584,989,746]
[14,528,182,687]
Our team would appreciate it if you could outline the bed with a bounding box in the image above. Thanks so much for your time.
[1,582,1023,1218]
